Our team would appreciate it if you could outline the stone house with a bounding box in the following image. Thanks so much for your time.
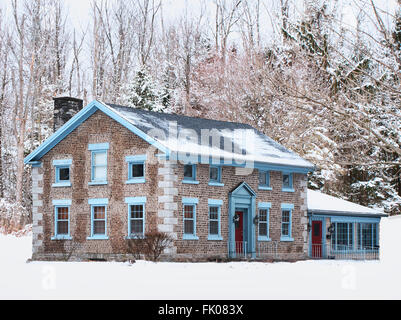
[24,98,385,261]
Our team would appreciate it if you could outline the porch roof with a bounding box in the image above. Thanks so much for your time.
[307,189,387,218]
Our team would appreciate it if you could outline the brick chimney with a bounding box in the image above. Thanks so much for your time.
[53,97,83,132]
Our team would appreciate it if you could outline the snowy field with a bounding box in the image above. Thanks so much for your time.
[0,217,400,300]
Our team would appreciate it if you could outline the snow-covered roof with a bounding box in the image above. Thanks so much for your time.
[107,103,315,170]
[307,189,386,217]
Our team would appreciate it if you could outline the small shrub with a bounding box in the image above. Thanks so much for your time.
[127,231,174,262]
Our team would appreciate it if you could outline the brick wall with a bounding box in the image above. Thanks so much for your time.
[32,110,309,262]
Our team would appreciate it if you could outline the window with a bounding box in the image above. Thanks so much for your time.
[126,155,146,184]
[184,205,195,235]
[56,207,69,235]
[210,166,219,182]
[51,199,72,240]
[125,197,147,239]
[53,159,72,187]
[281,204,294,241]
[183,164,198,184]
[258,209,269,238]
[89,143,109,185]
[282,172,294,192]
[88,198,109,240]
[331,222,353,251]
[182,198,199,240]
[209,207,219,235]
[258,170,271,190]
[357,223,378,250]
[129,205,145,237]
[281,210,290,236]
[92,151,107,182]
[209,166,224,186]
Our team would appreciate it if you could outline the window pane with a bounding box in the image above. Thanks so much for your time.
[93,152,107,166]
[94,221,105,235]
[210,167,219,181]
[130,205,143,219]
[282,210,290,223]
[184,165,193,178]
[57,207,69,220]
[184,220,194,235]
[259,209,267,222]
[131,220,143,235]
[283,174,290,187]
[57,221,69,235]
[94,166,107,181]
[282,223,289,236]
[209,207,218,220]
[94,206,105,219]
[58,168,70,181]
[131,164,144,178]
[259,223,267,237]
[209,220,219,235]
[184,205,194,219]
[259,171,267,185]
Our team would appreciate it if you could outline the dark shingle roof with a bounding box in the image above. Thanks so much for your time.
[105,103,315,170]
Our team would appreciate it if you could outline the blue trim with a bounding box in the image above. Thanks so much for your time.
[208,182,225,187]
[24,100,170,164]
[125,197,147,204]
[88,143,110,151]
[282,172,294,192]
[127,202,146,238]
[257,206,271,242]
[126,178,146,184]
[280,204,294,241]
[258,202,272,209]
[31,161,42,168]
[90,149,108,184]
[208,199,223,206]
[208,203,223,241]
[126,157,146,183]
[52,199,72,206]
[52,205,72,240]
[88,198,109,205]
[182,201,199,240]
[258,170,271,190]
[53,159,72,166]
[183,164,198,184]
[125,155,147,162]
[88,203,108,240]
[209,165,222,184]
[182,197,199,205]
[182,180,200,185]
[52,182,72,188]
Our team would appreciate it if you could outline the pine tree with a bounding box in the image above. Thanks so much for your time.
[125,68,167,112]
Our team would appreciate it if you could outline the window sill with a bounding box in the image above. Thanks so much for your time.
[125,235,145,240]
[51,235,72,241]
[258,186,272,191]
[89,181,108,186]
[52,182,72,188]
[183,235,199,240]
[208,236,223,241]
[258,237,272,242]
[280,237,294,242]
[87,236,109,240]
[208,182,224,187]
[282,188,295,193]
[182,180,200,185]
[126,178,146,184]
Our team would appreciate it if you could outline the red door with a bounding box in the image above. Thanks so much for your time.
[235,211,244,254]
[312,221,322,258]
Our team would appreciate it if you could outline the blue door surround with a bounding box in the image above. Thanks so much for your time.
[228,182,257,259]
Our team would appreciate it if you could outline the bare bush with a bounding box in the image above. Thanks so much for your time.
[127,231,174,262]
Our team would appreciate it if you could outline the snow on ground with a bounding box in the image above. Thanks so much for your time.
[0,217,400,299]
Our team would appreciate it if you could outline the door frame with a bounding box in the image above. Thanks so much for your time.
[228,182,257,259]
[309,216,326,258]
